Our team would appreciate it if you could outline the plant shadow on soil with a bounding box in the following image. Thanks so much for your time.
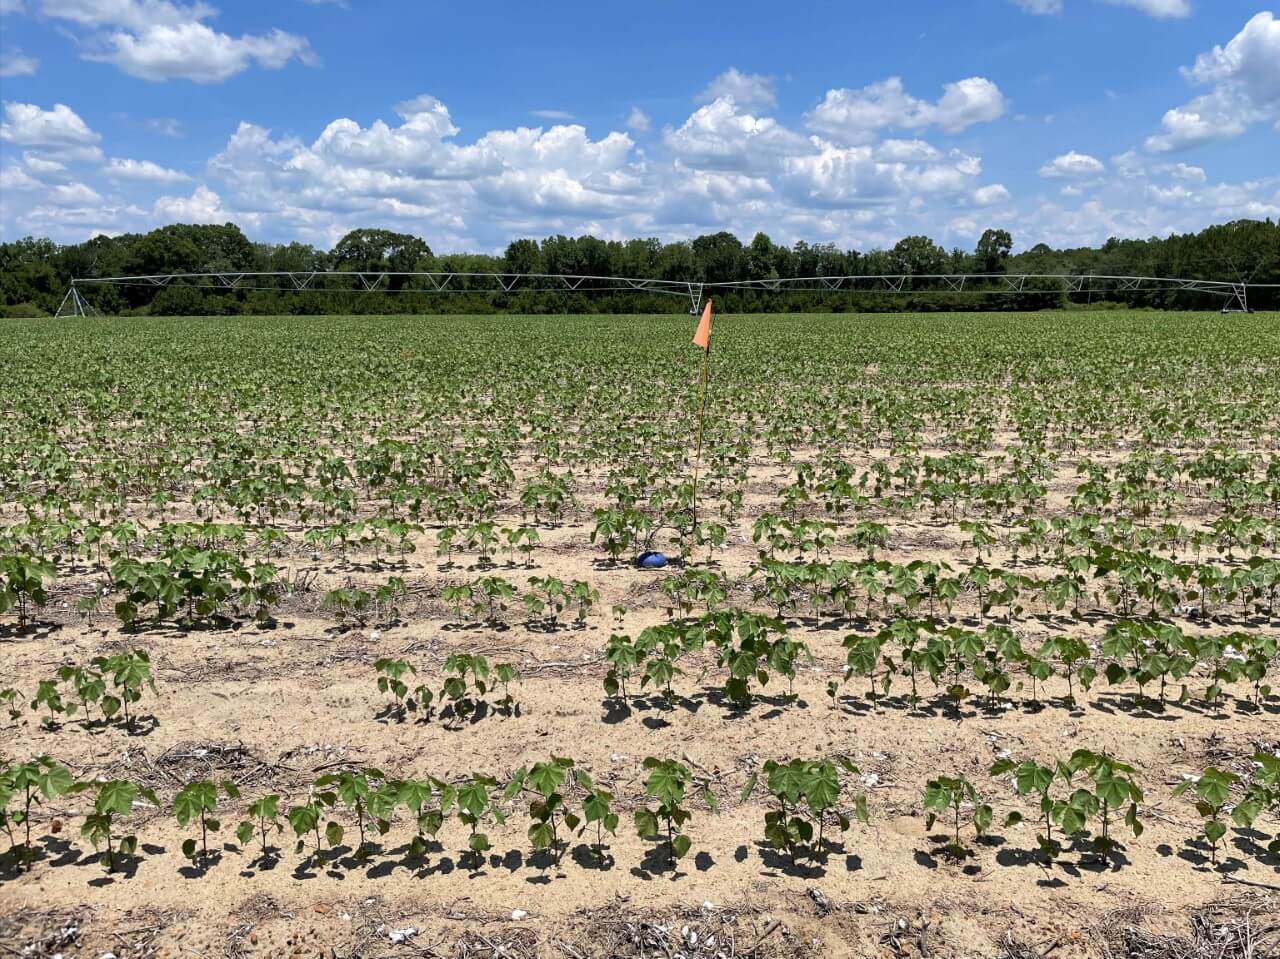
[600,689,807,727]
[1158,830,1280,874]
[752,838,861,879]
[627,845,715,881]
[0,621,61,642]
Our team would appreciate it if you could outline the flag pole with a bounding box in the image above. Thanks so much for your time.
[691,342,710,525]
[690,299,713,545]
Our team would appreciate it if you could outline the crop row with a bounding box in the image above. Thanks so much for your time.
[5,748,1278,881]
[9,610,1275,745]
[4,536,1280,638]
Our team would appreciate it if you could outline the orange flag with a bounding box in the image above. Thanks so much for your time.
[692,299,713,351]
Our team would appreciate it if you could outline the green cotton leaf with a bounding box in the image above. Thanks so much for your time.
[922,782,950,813]
[468,831,490,852]
[173,782,216,826]
[671,833,692,859]
[527,762,565,799]
[1015,763,1053,797]
[457,782,490,818]
[644,763,687,806]
[324,821,344,847]
[181,837,197,859]
[1058,805,1086,835]
[634,807,659,839]
[236,821,254,846]
[1095,773,1129,809]
[287,804,318,837]
[97,780,138,816]
[418,809,444,837]
[764,819,789,850]
[1231,800,1260,828]
[1204,819,1227,843]
[37,764,74,799]
[974,804,993,835]
[853,794,870,825]
[1124,803,1144,838]
[1197,769,1237,808]
[528,822,554,849]
[396,779,432,813]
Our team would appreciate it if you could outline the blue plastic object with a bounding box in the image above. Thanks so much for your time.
[636,551,668,569]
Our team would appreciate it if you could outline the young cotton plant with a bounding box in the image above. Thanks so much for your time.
[634,757,717,870]
[392,776,456,859]
[373,657,433,722]
[922,774,1013,859]
[174,779,241,870]
[504,756,581,868]
[1060,749,1145,853]
[32,679,66,729]
[704,611,807,708]
[315,768,390,856]
[0,687,21,722]
[73,779,161,873]
[0,552,56,628]
[525,575,568,628]
[990,756,1070,860]
[1,756,74,870]
[439,654,519,722]
[235,793,284,862]
[741,757,870,866]
[575,771,619,865]
[57,663,108,728]
[455,774,505,869]
[1172,767,1238,865]
[636,623,694,706]
[1231,752,1280,855]
[92,649,157,731]
[287,787,343,862]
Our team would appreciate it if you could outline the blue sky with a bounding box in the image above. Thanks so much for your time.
[0,0,1276,253]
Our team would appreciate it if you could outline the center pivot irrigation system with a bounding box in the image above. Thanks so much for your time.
[55,270,1260,317]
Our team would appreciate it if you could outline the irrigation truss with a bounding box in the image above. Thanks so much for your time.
[55,270,1261,317]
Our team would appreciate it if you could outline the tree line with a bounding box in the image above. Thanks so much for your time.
[1,218,1275,317]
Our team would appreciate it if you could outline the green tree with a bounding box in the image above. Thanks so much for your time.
[975,229,1013,274]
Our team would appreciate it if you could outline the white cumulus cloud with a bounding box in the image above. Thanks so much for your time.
[152,183,250,224]
[805,76,1006,144]
[666,98,809,174]
[35,0,314,82]
[695,68,777,111]
[1039,151,1105,177]
[0,49,38,76]
[1146,12,1280,151]
[105,156,191,182]
[973,183,1011,205]
[0,101,102,160]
